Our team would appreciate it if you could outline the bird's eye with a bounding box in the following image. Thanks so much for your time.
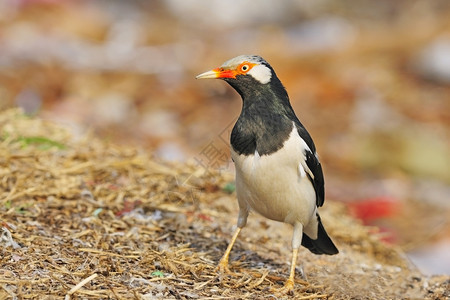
[240,64,250,72]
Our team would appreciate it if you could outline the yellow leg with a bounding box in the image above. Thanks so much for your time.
[283,247,299,291]
[216,227,242,273]
[270,247,299,294]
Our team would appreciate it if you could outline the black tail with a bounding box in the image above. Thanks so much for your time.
[301,215,339,255]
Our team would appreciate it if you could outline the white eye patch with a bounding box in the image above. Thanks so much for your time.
[247,64,272,84]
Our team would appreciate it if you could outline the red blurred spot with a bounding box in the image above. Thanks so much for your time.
[185,211,213,223]
[348,197,401,223]
[197,213,213,222]
[115,199,142,217]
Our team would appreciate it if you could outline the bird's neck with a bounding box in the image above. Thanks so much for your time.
[240,78,295,119]
[231,79,297,156]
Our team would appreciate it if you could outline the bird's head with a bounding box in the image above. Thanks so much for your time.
[196,55,273,85]
[196,54,289,106]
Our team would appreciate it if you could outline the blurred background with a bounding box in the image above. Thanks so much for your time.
[0,0,449,275]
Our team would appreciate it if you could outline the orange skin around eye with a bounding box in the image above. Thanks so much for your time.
[213,62,256,79]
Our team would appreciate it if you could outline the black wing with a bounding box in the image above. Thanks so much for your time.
[304,149,325,207]
[295,123,325,207]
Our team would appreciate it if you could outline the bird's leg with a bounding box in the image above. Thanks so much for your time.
[274,222,303,294]
[216,227,241,273]
[283,247,299,291]
[216,208,248,274]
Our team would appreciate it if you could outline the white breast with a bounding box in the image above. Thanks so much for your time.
[231,124,317,227]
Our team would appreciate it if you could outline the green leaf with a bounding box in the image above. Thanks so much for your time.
[151,270,165,278]
[223,182,235,194]
[16,136,66,150]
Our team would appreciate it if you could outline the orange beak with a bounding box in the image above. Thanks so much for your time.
[196,67,237,79]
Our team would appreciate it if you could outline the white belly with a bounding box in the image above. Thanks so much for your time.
[231,126,317,227]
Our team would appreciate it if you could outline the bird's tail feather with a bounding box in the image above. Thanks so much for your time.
[301,215,338,255]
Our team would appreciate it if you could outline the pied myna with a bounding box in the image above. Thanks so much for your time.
[196,55,338,292]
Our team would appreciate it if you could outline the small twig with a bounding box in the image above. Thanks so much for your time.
[260,272,308,286]
[297,294,328,299]
[49,273,70,289]
[107,281,121,300]
[78,248,140,258]
[248,270,269,289]
[65,273,98,300]
[59,161,94,174]
[194,278,214,290]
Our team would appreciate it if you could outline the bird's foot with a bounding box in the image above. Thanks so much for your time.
[214,257,238,275]
[270,278,295,295]
[283,278,296,293]
[283,278,295,291]
[215,260,231,274]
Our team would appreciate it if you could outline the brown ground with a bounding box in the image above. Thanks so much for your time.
[1,109,449,299]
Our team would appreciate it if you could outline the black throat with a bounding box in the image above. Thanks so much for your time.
[227,73,298,156]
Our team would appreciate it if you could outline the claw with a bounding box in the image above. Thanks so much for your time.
[282,278,295,293]
[215,258,232,274]
[270,279,295,295]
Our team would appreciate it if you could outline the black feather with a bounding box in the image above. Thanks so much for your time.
[301,214,339,255]
[305,149,325,207]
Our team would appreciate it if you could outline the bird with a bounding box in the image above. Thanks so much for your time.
[196,55,338,292]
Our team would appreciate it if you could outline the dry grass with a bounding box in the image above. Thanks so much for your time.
[0,108,448,299]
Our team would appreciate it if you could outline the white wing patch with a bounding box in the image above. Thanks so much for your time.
[248,64,272,84]
[296,125,315,180]
[299,136,312,153]
[300,155,314,180]
[298,163,306,178]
